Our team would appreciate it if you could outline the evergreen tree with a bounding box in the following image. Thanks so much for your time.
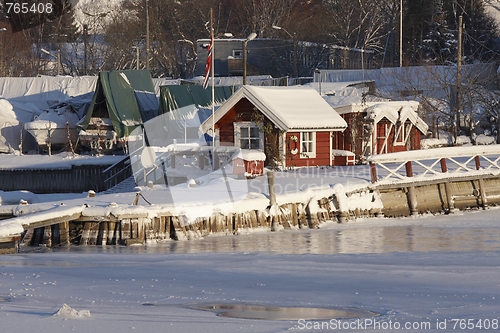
[418,0,457,64]
[443,0,499,63]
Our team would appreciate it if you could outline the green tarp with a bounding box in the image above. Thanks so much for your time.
[78,70,158,138]
[158,85,235,115]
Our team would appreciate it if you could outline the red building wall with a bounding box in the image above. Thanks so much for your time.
[284,131,331,167]
[217,99,255,145]
[332,113,424,161]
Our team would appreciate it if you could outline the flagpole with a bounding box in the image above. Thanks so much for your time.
[210,8,215,171]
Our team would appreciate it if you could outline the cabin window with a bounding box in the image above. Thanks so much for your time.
[234,122,263,150]
[300,131,316,158]
[394,121,409,146]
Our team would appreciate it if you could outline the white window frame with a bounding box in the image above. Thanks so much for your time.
[234,122,264,150]
[394,121,411,146]
[300,131,316,158]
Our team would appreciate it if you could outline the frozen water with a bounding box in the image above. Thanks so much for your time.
[1,208,499,332]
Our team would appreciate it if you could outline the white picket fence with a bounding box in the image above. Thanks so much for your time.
[367,145,500,183]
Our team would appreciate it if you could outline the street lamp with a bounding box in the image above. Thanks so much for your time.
[272,25,297,78]
[242,32,257,85]
[83,24,88,75]
[41,48,61,75]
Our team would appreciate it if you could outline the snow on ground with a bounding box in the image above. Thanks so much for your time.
[0,164,373,237]
[1,208,499,332]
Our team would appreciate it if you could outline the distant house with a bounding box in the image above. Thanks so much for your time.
[331,101,429,162]
[195,38,374,79]
[201,85,347,168]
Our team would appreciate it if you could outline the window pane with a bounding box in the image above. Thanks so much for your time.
[241,127,249,138]
[250,139,260,149]
[250,127,260,138]
[240,139,249,149]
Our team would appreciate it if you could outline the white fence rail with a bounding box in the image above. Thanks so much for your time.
[367,145,500,183]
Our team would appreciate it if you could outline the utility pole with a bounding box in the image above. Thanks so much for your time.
[83,24,88,75]
[456,15,463,137]
[399,0,403,67]
[145,0,150,69]
[292,32,297,78]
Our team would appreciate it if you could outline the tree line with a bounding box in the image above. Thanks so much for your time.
[0,0,499,78]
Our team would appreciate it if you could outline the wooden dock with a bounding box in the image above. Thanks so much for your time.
[1,146,500,252]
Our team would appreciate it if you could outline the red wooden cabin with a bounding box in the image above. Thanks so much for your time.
[332,101,429,163]
[201,86,347,168]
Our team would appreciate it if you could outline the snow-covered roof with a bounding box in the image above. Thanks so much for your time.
[202,85,347,132]
[335,101,429,134]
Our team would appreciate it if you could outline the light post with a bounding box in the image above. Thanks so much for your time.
[132,46,140,69]
[315,68,322,95]
[272,25,297,78]
[83,24,88,75]
[145,0,150,69]
[242,32,257,85]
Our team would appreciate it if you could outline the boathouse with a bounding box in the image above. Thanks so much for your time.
[332,101,429,163]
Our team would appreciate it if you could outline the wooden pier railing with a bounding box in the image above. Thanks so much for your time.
[367,145,500,183]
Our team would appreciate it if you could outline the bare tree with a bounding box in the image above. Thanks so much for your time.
[309,0,388,52]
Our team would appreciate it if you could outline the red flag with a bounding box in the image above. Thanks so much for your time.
[202,34,213,89]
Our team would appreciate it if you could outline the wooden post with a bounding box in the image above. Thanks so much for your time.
[305,202,319,228]
[96,222,107,245]
[43,226,52,247]
[131,219,139,239]
[22,228,34,246]
[121,219,131,242]
[475,156,481,170]
[137,218,145,243]
[249,211,258,229]
[369,162,378,183]
[406,186,418,216]
[267,171,277,206]
[157,217,165,239]
[405,161,413,177]
[290,203,299,227]
[59,221,70,246]
[87,222,100,245]
[80,222,91,245]
[478,178,487,209]
[107,222,117,245]
[440,158,448,173]
[443,182,455,213]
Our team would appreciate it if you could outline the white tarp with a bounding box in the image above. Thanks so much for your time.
[0,98,21,153]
